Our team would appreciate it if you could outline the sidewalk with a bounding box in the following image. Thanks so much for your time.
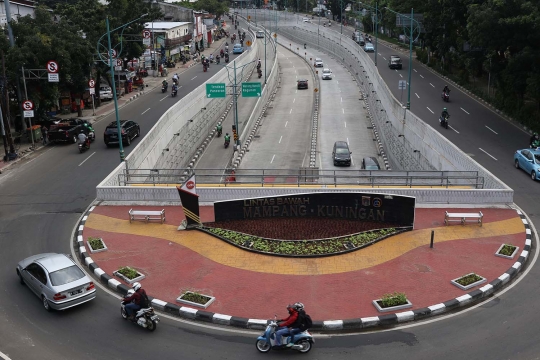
[79,205,528,323]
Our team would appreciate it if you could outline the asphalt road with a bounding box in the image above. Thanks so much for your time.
[1,11,540,360]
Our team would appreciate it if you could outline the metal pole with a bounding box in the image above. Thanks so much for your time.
[21,66,35,149]
[340,0,343,34]
[487,57,491,96]
[406,8,413,110]
[233,60,239,148]
[374,1,378,66]
[106,17,125,162]
[0,102,7,158]
[264,33,267,84]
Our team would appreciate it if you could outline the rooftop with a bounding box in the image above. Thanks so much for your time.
[144,22,191,30]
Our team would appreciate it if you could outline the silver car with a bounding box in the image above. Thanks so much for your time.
[100,86,113,101]
[314,58,323,67]
[17,253,96,311]
[322,68,332,80]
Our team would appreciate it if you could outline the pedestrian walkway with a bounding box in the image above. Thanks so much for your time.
[81,205,526,321]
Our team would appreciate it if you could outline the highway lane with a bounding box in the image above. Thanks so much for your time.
[238,45,313,172]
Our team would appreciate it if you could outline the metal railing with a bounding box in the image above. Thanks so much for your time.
[117,168,484,189]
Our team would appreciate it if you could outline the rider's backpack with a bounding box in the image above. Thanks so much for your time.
[298,309,313,331]
[139,290,150,308]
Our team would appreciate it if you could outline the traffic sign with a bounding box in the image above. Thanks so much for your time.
[46,60,59,73]
[88,79,95,88]
[245,40,252,47]
[242,82,261,97]
[48,73,59,82]
[206,83,226,98]
[116,59,122,67]
[398,80,407,90]
[142,29,151,39]
[22,100,34,110]
[109,49,117,59]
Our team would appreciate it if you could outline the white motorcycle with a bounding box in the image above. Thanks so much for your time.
[121,290,160,331]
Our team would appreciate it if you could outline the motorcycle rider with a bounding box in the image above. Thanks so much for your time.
[216,123,222,135]
[286,302,306,347]
[162,79,168,89]
[78,129,89,149]
[124,282,147,322]
[82,122,95,141]
[209,54,214,63]
[257,58,261,68]
[224,132,231,145]
[275,304,299,347]
[443,85,450,95]
[172,73,179,84]
[172,83,178,95]
[441,107,449,121]
[530,132,539,148]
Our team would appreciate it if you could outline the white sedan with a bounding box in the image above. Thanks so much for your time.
[314,58,324,67]
[322,68,332,80]
[303,17,309,22]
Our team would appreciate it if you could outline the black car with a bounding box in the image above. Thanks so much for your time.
[388,55,402,70]
[297,79,309,89]
[104,120,140,147]
[362,156,381,170]
[332,141,352,166]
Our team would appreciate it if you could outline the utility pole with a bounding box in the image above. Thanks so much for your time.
[0,51,15,154]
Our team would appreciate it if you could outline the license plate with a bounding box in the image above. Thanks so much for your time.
[150,315,159,321]
[70,289,82,296]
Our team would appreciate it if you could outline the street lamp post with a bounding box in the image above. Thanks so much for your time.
[383,7,420,110]
[358,1,382,67]
[97,14,147,162]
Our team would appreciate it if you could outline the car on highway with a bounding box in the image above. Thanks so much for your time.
[233,43,244,54]
[100,86,113,101]
[332,141,352,166]
[16,253,96,311]
[256,31,264,38]
[322,68,332,80]
[297,79,309,89]
[104,119,141,147]
[362,156,381,170]
[388,55,403,69]
[314,58,323,67]
[364,43,375,52]
[303,17,309,22]
[514,148,540,180]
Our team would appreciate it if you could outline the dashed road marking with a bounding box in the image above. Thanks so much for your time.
[461,107,470,115]
[486,126,498,135]
[427,107,434,114]
[479,148,498,161]
[420,75,424,78]
[271,154,276,163]
[279,135,283,143]
[141,108,150,115]
[415,93,420,99]
[430,83,435,88]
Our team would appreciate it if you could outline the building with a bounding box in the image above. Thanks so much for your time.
[145,21,193,62]
[0,0,38,26]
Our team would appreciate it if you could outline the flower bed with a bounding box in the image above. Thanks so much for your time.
[495,244,519,259]
[372,292,412,312]
[113,266,146,284]
[86,237,107,254]
[176,291,215,309]
[199,226,409,257]
[451,272,486,291]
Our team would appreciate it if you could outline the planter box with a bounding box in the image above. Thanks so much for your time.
[495,244,519,260]
[113,268,145,284]
[451,273,486,291]
[372,299,412,313]
[176,291,215,309]
[87,238,108,254]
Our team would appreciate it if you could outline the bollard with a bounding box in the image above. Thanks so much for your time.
[430,230,434,248]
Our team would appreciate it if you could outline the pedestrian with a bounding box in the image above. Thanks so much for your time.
[42,126,48,145]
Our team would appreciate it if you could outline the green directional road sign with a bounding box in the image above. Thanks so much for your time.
[206,83,226,98]
[242,82,262,97]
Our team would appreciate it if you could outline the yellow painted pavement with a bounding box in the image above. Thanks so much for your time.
[85,213,524,275]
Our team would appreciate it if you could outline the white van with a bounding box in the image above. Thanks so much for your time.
[256,31,264,38]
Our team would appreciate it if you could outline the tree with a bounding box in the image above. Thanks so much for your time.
[174,0,229,18]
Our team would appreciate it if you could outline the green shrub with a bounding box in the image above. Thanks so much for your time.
[88,237,104,250]
[117,266,139,280]
[499,244,517,256]
[379,292,408,307]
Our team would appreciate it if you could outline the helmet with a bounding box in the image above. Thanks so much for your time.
[80,129,84,133]
[443,108,447,111]
[294,302,304,311]
[132,282,141,291]
[226,133,229,136]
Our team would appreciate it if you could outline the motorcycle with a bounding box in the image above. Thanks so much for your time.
[161,84,168,93]
[224,138,230,148]
[88,130,95,142]
[258,69,263,79]
[216,57,221,65]
[121,290,160,332]
[216,128,222,137]
[173,78,179,85]
[138,68,148,77]
[171,88,177,97]
[439,114,449,129]
[255,317,314,353]
[203,63,208,72]
[225,54,230,63]
[441,91,450,102]
[78,140,90,153]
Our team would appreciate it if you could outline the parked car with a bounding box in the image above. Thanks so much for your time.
[362,156,381,170]
[322,68,332,80]
[104,120,140,147]
[314,58,324,67]
[256,31,264,38]
[297,79,309,89]
[332,141,352,166]
[233,43,244,54]
[16,253,96,311]
[99,86,113,101]
[35,115,62,129]
[388,55,403,69]
[47,118,91,143]
[364,43,375,52]
[514,148,540,180]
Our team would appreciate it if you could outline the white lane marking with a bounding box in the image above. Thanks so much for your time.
[78,151,96,167]
[351,156,354,166]
[449,125,460,134]
[347,138,349,144]
[399,74,403,78]
[0,350,13,360]
[160,95,168,101]
[485,126,498,135]
[290,108,293,114]
[413,69,417,72]
[279,135,283,143]
[336,80,339,84]
[341,97,343,102]
[415,93,420,99]
[420,74,424,78]
[479,148,498,161]
[270,154,276,163]
[377,52,381,56]
[382,57,387,61]
[430,83,435,88]
[141,108,150,115]
[293,98,296,103]
[191,76,197,81]
[285,121,288,127]
[344,121,346,128]
[342,108,344,114]
[427,107,434,114]
[460,107,470,115]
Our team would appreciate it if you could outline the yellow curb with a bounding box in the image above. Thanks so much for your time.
[85,214,524,275]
